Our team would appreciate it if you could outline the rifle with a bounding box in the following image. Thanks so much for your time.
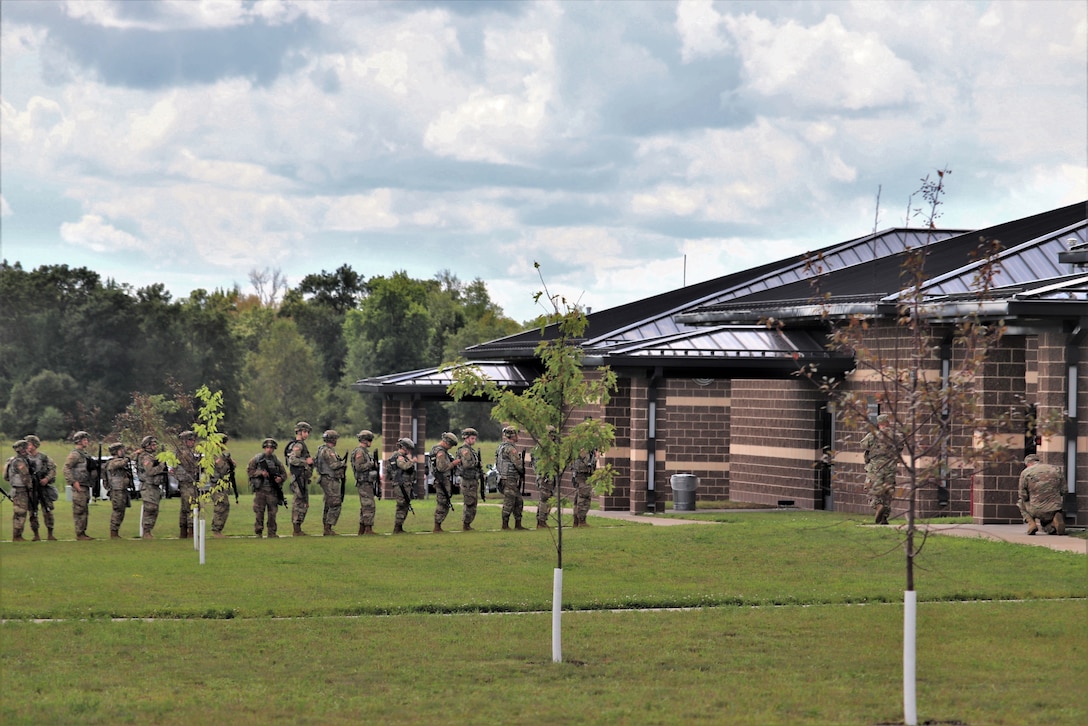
[371,457,381,500]
[26,457,42,513]
[0,485,12,503]
[123,458,135,508]
[337,452,347,501]
[94,443,104,500]
[227,456,239,503]
[519,449,527,496]
[256,455,287,507]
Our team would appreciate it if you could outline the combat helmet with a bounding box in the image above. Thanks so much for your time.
[357,430,375,442]
[261,438,278,450]
[440,432,458,447]
[108,442,125,455]
[397,437,415,451]
[141,435,157,449]
[322,430,339,443]
[295,421,313,433]
[502,425,518,439]
[460,427,478,439]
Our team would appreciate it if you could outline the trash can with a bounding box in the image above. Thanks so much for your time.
[670,473,698,511]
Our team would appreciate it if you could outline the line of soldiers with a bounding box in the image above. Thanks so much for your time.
[6,422,599,541]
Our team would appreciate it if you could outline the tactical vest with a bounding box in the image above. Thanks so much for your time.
[457,445,480,479]
[496,442,519,480]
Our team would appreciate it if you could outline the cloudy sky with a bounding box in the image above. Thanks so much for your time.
[2,0,1085,322]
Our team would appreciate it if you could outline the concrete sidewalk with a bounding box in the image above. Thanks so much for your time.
[582,508,1087,553]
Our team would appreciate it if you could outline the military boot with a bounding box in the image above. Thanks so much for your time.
[293,523,306,536]
[12,528,25,542]
[47,528,57,541]
[76,533,94,541]
[433,523,444,533]
[393,522,404,534]
[363,525,375,535]
[537,520,549,529]
[181,526,188,539]
[463,523,474,532]
[255,529,263,538]
[110,530,120,539]
[143,531,154,540]
[1052,511,1066,536]
[358,524,366,536]
[323,525,338,536]
[514,520,528,531]
[579,518,590,527]
[31,528,41,541]
[1025,518,1039,535]
[501,518,510,530]
[572,518,580,528]
[186,526,194,539]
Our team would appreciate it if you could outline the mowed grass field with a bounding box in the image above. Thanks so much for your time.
[1,440,1086,724]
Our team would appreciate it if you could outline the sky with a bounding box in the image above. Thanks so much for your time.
[1,0,1086,323]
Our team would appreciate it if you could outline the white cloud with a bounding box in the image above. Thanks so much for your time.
[60,214,142,252]
[322,190,399,231]
[0,194,11,217]
[675,0,730,62]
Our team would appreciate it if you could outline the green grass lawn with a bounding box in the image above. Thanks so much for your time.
[1,493,1085,724]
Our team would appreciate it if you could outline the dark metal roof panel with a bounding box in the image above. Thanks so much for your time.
[351,361,537,394]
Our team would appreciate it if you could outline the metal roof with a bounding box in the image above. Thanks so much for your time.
[351,361,537,395]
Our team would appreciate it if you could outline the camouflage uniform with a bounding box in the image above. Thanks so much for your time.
[496,427,525,530]
[316,431,346,535]
[248,440,286,538]
[5,441,32,541]
[572,449,596,526]
[105,444,133,537]
[286,423,314,535]
[1018,455,1066,535]
[25,437,58,540]
[457,428,482,530]
[430,433,459,532]
[175,432,201,538]
[862,416,900,524]
[352,431,379,535]
[387,439,416,533]
[63,432,95,540]
[208,447,234,536]
[134,437,168,538]
[535,469,556,528]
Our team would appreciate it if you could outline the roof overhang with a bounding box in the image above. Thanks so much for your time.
[351,361,538,397]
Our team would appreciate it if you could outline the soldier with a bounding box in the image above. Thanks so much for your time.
[534,427,559,529]
[862,414,900,525]
[430,432,460,533]
[316,430,346,536]
[572,446,596,527]
[457,427,482,531]
[24,435,58,541]
[285,422,315,536]
[496,426,527,531]
[5,440,32,542]
[1018,454,1066,535]
[63,431,96,540]
[351,430,380,535]
[105,442,133,539]
[387,438,416,534]
[247,438,286,538]
[134,435,168,539]
[175,430,201,538]
[208,437,235,538]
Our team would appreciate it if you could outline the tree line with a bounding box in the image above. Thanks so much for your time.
[0,261,526,442]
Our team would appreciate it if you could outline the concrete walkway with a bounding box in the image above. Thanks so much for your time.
[583,508,1087,554]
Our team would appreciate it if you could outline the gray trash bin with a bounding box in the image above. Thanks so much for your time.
[670,473,698,511]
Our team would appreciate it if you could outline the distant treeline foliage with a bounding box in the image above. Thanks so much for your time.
[0,261,524,441]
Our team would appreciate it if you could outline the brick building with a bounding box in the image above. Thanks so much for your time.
[354,202,1086,525]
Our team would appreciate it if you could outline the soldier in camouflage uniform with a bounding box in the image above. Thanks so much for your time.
[457,428,482,531]
[316,430,346,536]
[430,432,460,533]
[285,422,315,536]
[248,438,286,538]
[25,435,58,541]
[63,431,95,540]
[175,430,201,539]
[572,447,596,527]
[105,442,133,539]
[534,427,559,529]
[496,426,527,531]
[134,436,168,539]
[5,440,32,542]
[208,438,235,538]
[387,438,416,534]
[351,430,380,535]
[862,414,900,525]
[1017,454,1066,535]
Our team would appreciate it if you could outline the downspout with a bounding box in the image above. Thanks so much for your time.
[1065,318,1085,518]
[645,367,663,513]
[938,336,952,508]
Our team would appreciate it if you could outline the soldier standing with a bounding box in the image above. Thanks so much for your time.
[572,447,596,527]
[457,428,482,531]
[496,426,527,531]
[534,426,559,530]
[430,432,460,533]
[134,435,168,539]
[5,440,32,542]
[106,442,133,539]
[285,422,315,536]
[24,435,58,541]
[175,430,201,539]
[351,430,380,535]
[247,438,286,538]
[387,438,416,534]
[208,437,235,538]
[316,430,346,536]
[1018,454,1066,535]
[862,414,900,525]
[62,431,95,540]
